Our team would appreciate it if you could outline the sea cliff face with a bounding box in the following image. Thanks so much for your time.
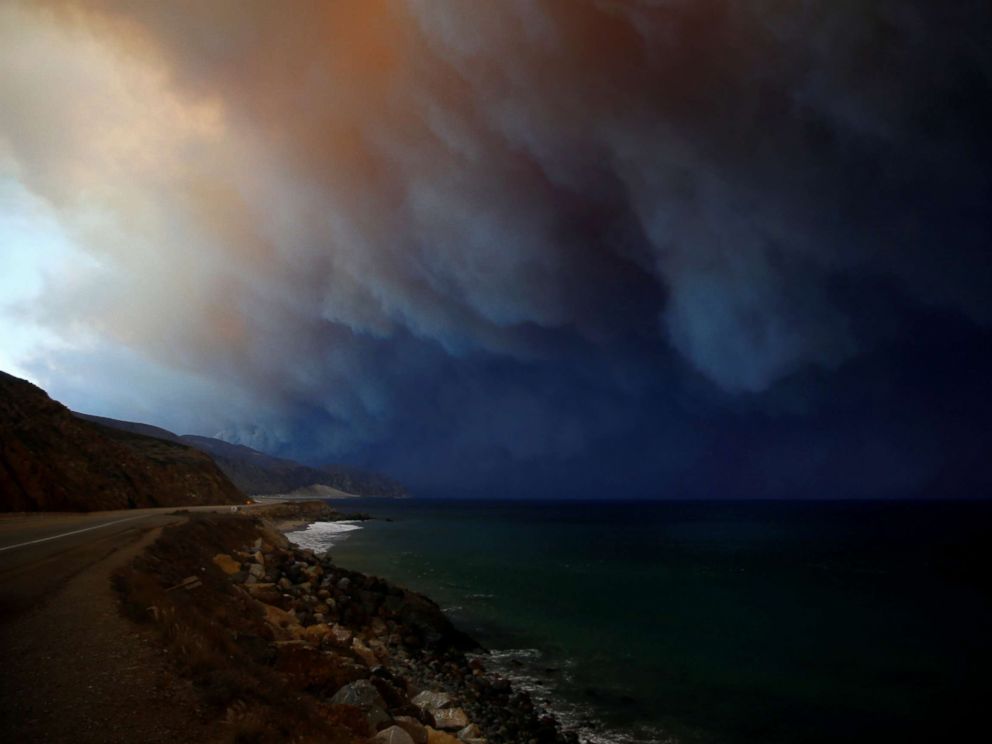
[0,371,243,511]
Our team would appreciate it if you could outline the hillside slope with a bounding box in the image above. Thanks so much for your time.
[76,413,182,443]
[0,372,243,512]
[75,415,407,497]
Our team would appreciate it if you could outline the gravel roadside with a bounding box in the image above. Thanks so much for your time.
[0,525,211,743]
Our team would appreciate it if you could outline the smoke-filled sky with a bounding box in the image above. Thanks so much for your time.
[2,1,990,498]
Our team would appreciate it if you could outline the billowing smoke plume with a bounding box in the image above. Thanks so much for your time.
[1,1,990,496]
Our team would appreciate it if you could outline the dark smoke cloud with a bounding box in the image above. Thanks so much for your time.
[2,1,990,496]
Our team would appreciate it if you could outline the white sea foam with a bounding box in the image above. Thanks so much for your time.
[287,520,363,552]
[475,648,677,744]
[487,647,542,661]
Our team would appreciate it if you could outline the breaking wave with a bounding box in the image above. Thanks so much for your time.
[476,648,676,744]
[287,520,364,552]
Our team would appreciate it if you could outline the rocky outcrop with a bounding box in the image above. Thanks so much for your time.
[116,512,575,744]
[219,522,567,743]
[250,500,364,531]
[374,724,416,744]
[0,371,243,511]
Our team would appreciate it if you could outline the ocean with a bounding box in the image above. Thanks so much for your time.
[288,499,992,744]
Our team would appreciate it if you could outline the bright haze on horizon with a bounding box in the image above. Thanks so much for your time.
[1,1,990,499]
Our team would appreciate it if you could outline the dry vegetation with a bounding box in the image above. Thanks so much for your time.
[114,515,361,744]
[114,511,569,744]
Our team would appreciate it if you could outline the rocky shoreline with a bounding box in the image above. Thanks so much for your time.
[246,500,374,534]
[115,503,577,744]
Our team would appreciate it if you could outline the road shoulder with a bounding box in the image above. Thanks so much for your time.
[0,524,211,743]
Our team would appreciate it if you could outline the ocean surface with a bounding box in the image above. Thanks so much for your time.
[289,499,992,744]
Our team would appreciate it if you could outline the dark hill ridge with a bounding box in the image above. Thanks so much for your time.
[76,415,407,498]
[75,413,181,444]
[0,372,242,512]
[174,434,342,496]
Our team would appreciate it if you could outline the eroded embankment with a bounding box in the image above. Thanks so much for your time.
[115,509,576,744]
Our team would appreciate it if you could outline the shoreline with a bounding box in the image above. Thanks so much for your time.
[245,499,375,533]
[290,510,663,744]
[114,501,577,744]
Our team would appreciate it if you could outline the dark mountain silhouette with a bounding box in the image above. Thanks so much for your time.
[76,415,407,498]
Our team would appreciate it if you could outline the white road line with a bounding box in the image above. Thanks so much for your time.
[0,515,148,553]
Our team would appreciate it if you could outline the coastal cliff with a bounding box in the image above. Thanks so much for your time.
[0,372,243,511]
[114,506,574,744]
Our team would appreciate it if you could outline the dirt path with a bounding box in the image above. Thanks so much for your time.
[0,524,212,743]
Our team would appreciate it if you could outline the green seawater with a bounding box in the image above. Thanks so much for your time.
[294,499,992,744]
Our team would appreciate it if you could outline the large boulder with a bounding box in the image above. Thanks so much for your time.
[303,623,332,645]
[432,708,470,731]
[258,521,291,549]
[353,637,380,667]
[212,553,241,575]
[260,602,300,638]
[426,727,462,744]
[393,716,429,744]
[368,705,393,732]
[244,582,282,604]
[457,723,486,744]
[396,594,479,652]
[373,725,415,744]
[411,690,454,712]
[330,625,353,645]
[331,679,387,709]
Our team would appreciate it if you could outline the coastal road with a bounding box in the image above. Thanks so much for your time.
[0,502,279,742]
[0,503,262,621]
[0,504,268,743]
